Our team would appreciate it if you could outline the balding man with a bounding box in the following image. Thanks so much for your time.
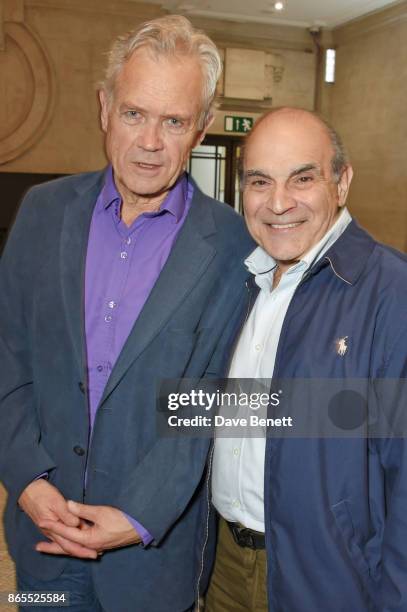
[207,108,407,611]
[0,16,253,612]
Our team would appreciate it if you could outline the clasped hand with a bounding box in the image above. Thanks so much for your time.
[18,479,141,559]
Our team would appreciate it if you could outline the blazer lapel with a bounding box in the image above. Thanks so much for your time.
[60,171,105,375]
[100,186,217,403]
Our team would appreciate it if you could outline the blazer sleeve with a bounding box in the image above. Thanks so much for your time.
[0,189,56,503]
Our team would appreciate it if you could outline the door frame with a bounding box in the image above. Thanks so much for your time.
[189,134,243,208]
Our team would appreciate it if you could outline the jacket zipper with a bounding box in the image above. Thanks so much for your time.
[264,270,316,611]
[195,443,215,611]
[195,281,255,609]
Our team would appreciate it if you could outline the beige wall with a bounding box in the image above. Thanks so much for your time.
[0,0,318,174]
[0,0,163,173]
[328,1,407,250]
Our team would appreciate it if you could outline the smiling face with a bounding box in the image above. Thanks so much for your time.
[99,47,210,208]
[242,110,353,272]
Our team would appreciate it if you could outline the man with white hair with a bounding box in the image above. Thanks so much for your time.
[0,16,253,612]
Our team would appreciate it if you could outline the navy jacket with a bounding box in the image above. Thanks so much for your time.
[0,171,254,612]
[246,221,407,611]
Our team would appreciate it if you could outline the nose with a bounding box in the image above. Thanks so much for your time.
[266,183,296,215]
[136,120,163,152]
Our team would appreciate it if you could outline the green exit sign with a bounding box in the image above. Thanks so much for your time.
[224,116,253,134]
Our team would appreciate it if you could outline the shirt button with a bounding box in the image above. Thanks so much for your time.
[97,365,103,372]
[104,315,112,322]
[108,301,117,309]
[120,251,128,259]
[233,448,240,456]
[73,445,85,456]
[232,499,241,508]
[255,344,262,351]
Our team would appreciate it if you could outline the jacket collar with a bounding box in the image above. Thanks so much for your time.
[309,219,376,285]
[60,170,106,374]
[245,219,377,290]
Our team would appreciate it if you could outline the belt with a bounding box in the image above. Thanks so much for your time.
[226,521,265,550]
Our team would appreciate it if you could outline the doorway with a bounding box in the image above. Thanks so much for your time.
[187,135,243,213]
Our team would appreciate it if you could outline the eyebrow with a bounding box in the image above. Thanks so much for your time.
[118,102,190,121]
[118,101,143,112]
[288,163,321,179]
[243,164,321,182]
[243,169,272,181]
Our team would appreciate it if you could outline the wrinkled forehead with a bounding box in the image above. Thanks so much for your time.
[112,47,206,116]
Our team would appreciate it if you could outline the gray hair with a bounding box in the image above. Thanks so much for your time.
[320,117,349,182]
[240,107,349,183]
[100,15,222,128]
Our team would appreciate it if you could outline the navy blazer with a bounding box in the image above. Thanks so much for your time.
[0,170,254,612]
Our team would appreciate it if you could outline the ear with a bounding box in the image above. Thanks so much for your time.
[337,164,354,208]
[192,112,215,148]
[99,89,109,133]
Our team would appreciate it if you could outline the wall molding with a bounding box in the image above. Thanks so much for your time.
[0,21,56,165]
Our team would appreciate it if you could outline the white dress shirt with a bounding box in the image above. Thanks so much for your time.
[211,208,352,532]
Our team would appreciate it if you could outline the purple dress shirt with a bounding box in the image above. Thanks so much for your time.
[84,166,193,545]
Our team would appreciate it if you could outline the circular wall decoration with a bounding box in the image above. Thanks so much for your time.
[0,22,56,165]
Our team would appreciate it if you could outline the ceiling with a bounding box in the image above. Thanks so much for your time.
[143,0,401,28]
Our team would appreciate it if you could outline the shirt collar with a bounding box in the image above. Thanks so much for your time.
[97,165,188,223]
[245,207,352,284]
